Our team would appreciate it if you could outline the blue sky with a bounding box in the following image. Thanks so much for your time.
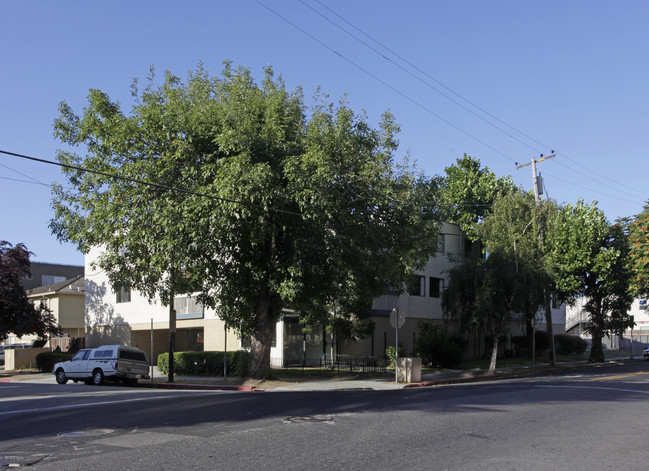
[2,1,648,266]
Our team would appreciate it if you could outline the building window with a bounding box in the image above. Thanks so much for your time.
[407,275,425,296]
[174,295,204,320]
[42,275,66,286]
[429,277,444,298]
[116,287,131,303]
[438,235,446,254]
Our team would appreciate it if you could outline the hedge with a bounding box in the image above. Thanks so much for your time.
[36,351,74,373]
[554,334,588,355]
[157,351,248,377]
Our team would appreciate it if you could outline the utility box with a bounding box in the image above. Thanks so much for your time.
[397,357,421,383]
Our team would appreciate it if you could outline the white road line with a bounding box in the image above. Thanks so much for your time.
[0,391,221,416]
[536,385,649,394]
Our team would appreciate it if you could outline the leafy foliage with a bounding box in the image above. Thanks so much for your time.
[442,248,539,372]
[0,241,61,342]
[477,190,558,362]
[157,350,248,377]
[548,200,633,362]
[440,154,516,241]
[36,351,74,373]
[51,63,441,378]
[554,334,588,355]
[414,322,464,368]
[628,205,649,297]
[384,344,407,366]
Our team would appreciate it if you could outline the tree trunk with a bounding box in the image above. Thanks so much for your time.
[248,290,279,379]
[589,333,605,363]
[544,289,556,367]
[588,300,605,363]
[488,335,499,374]
[525,315,533,360]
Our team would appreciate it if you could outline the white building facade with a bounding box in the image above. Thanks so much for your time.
[84,222,566,365]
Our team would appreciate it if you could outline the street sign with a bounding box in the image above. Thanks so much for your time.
[390,308,405,329]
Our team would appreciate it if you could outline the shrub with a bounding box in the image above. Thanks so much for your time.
[384,344,407,366]
[36,351,74,373]
[554,334,587,355]
[157,351,249,377]
[512,331,551,357]
[414,322,464,369]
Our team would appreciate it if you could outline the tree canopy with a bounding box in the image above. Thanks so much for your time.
[442,248,537,372]
[51,63,442,378]
[628,204,649,297]
[548,200,633,362]
[0,241,61,342]
[440,154,516,241]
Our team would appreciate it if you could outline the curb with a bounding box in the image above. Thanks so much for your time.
[150,382,264,392]
[404,372,521,388]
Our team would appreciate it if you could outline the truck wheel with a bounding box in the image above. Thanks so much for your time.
[55,369,68,385]
[92,369,104,386]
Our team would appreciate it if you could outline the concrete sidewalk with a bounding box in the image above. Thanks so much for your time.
[1,358,640,392]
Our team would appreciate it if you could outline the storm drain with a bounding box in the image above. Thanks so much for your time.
[57,428,114,438]
[282,415,335,424]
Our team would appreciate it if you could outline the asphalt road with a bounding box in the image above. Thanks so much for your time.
[3,362,649,470]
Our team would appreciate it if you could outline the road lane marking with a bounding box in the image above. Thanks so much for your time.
[0,391,222,416]
[536,385,649,394]
[590,372,649,381]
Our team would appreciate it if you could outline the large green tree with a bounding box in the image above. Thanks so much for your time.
[0,241,61,342]
[51,63,441,378]
[628,204,649,297]
[548,200,633,362]
[442,248,537,372]
[477,190,559,364]
[440,154,516,241]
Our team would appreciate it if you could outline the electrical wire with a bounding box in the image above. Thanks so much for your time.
[293,0,646,204]
[0,162,48,186]
[300,0,543,155]
[254,0,518,164]
[0,149,302,217]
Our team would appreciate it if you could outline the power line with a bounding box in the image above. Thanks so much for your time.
[0,149,302,217]
[542,170,641,206]
[254,0,518,164]
[300,0,543,156]
[0,175,51,187]
[0,162,48,186]
[297,0,646,205]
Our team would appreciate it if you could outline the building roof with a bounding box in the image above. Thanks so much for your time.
[26,276,85,297]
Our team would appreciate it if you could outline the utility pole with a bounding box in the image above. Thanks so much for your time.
[515,152,556,204]
[516,152,557,366]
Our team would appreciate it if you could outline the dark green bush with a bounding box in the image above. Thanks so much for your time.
[512,330,551,357]
[157,351,248,377]
[414,322,464,368]
[36,351,74,373]
[554,334,587,355]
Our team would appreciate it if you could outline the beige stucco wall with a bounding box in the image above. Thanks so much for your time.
[57,293,85,329]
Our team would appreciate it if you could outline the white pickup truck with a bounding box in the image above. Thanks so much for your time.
[53,345,150,386]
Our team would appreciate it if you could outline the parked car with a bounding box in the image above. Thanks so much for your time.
[53,345,150,386]
[643,347,649,360]
[0,346,4,365]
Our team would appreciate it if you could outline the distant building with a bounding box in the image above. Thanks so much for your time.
[4,276,86,347]
[21,262,84,291]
